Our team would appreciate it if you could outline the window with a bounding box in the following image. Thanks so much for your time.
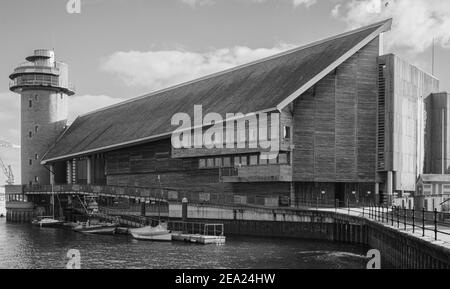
[29,159,32,166]
[259,156,268,165]
[223,157,231,167]
[215,157,222,167]
[206,158,214,168]
[250,155,258,166]
[283,126,291,139]
[29,100,32,108]
[234,157,241,166]
[28,131,32,138]
[269,156,278,165]
[35,125,39,133]
[279,153,289,164]
[34,176,39,183]
[35,94,38,101]
[240,156,248,166]
[199,159,206,168]
[35,154,39,160]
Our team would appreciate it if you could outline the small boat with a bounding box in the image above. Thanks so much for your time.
[130,223,172,242]
[0,214,4,218]
[32,217,65,228]
[73,218,118,235]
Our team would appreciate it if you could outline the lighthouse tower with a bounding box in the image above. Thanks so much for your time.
[9,49,74,186]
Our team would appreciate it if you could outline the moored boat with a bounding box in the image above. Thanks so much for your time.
[130,223,172,242]
[32,216,65,228]
[73,218,118,235]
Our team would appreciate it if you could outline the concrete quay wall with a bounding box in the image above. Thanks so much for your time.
[170,203,450,269]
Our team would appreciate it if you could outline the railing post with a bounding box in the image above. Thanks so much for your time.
[391,206,394,226]
[362,205,365,218]
[422,207,425,237]
[434,208,438,241]
[397,206,400,228]
[412,207,415,234]
[404,207,407,230]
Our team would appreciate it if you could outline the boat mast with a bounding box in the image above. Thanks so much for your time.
[52,182,55,219]
[157,175,162,223]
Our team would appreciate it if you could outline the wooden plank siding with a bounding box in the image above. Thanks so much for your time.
[293,37,380,183]
[103,138,290,199]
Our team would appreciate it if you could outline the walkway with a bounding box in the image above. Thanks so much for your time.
[319,207,450,250]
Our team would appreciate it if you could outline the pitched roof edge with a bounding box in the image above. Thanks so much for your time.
[77,19,393,119]
[276,19,392,111]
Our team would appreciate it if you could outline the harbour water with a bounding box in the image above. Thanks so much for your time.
[0,219,370,269]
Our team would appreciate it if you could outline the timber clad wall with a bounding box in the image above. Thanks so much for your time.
[104,139,290,200]
[293,38,380,183]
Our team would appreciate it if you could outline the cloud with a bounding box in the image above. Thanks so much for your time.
[68,94,126,122]
[0,92,20,147]
[101,44,295,91]
[292,0,316,8]
[180,0,213,6]
[180,0,317,8]
[332,0,450,53]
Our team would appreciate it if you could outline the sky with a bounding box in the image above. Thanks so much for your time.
[1,0,450,183]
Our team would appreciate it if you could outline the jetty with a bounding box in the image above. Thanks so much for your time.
[83,208,226,244]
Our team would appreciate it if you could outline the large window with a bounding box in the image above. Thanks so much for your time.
[198,152,291,169]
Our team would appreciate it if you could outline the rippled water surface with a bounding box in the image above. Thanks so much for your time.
[0,219,369,269]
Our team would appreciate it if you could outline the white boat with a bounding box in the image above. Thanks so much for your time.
[32,217,65,228]
[130,223,172,242]
[73,218,118,235]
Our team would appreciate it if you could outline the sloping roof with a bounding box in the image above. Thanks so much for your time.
[42,19,392,163]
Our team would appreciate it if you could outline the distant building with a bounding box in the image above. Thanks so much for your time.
[5,19,450,221]
[416,175,450,212]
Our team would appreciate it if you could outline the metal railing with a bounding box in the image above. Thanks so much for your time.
[324,200,450,242]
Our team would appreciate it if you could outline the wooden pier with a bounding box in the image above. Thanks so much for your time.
[172,232,226,244]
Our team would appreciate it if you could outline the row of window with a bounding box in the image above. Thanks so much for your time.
[6,194,28,202]
[199,153,290,169]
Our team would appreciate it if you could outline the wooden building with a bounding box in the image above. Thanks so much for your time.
[14,19,444,208]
